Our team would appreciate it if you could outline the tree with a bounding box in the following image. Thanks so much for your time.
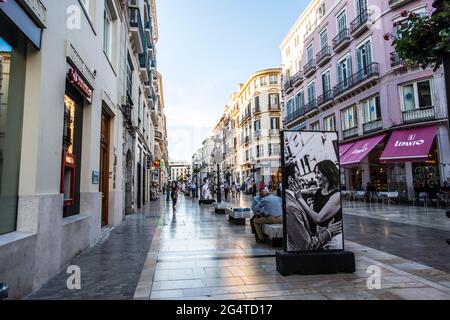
[384,1,450,71]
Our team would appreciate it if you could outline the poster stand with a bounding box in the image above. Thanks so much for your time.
[279,130,355,276]
[276,250,355,276]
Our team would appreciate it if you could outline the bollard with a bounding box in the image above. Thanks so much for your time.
[0,283,8,300]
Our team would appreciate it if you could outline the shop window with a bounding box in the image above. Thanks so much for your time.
[0,36,26,235]
[62,85,84,218]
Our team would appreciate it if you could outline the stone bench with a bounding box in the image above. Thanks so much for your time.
[226,208,252,225]
[262,224,283,247]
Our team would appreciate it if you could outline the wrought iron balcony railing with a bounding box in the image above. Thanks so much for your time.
[402,107,435,124]
[316,45,331,65]
[332,28,350,51]
[333,62,379,97]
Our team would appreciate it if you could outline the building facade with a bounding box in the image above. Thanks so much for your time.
[0,0,167,299]
[169,160,191,182]
[281,0,449,200]
[215,68,283,190]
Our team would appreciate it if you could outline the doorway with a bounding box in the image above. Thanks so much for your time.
[100,111,110,226]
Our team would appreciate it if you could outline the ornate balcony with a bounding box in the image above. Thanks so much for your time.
[402,107,436,124]
[285,107,305,125]
[269,104,281,111]
[343,127,359,140]
[283,80,293,94]
[317,90,334,107]
[363,119,382,134]
[350,9,372,37]
[291,71,304,87]
[155,130,163,141]
[332,28,350,52]
[316,46,332,67]
[333,62,379,100]
[303,59,317,78]
[129,7,145,54]
[139,53,149,82]
[304,99,318,115]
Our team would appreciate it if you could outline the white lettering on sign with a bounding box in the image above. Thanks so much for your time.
[394,139,425,147]
[351,143,369,155]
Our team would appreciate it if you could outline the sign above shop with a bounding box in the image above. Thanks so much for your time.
[17,0,47,27]
[66,41,95,89]
[0,0,44,48]
[68,68,93,100]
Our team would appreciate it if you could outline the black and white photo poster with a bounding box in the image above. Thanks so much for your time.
[282,130,344,252]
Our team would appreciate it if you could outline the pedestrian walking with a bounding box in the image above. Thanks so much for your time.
[166,181,171,202]
[231,182,236,198]
[170,181,179,209]
[224,181,230,200]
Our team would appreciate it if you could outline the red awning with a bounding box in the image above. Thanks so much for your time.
[341,134,386,166]
[380,125,437,163]
[339,142,355,158]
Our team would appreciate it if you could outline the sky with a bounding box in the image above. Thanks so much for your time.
[156,0,308,162]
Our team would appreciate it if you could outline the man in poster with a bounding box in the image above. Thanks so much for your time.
[283,131,344,252]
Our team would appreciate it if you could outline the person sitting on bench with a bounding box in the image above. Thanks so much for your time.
[251,187,283,243]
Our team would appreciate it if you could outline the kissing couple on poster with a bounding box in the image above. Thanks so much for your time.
[284,160,343,252]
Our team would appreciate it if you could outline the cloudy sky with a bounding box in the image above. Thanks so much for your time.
[156,0,308,161]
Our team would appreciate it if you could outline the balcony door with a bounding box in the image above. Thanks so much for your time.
[356,0,368,16]
[337,11,347,33]
[307,82,316,103]
[322,71,331,95]
[337,56,352,89]
[320,28,328,49]
[356,40,372,77]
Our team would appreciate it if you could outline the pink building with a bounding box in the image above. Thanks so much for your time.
[280,0,449,201]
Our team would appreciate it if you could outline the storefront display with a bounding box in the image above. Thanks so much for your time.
[61,89,84,217]
[0,35,26,235]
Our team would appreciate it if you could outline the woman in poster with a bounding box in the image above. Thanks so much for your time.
[289,159,343,250]
[284,162,342,251]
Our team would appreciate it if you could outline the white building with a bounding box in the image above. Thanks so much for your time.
[0,0,164,299]
[170,160,190,182]
[210,68,283,189]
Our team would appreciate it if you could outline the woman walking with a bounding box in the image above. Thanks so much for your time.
[170,181,179,209]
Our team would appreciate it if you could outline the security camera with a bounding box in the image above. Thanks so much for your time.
[93,69,97,77]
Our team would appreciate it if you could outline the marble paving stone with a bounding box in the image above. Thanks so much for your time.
[152,279,205,291]
[387,287,450,300]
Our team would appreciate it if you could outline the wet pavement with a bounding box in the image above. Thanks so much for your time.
[27,206,162,300]
[27,193,450,300]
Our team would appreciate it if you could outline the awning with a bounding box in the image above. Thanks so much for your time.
[380,125,437,163]
[341,134,386,166]
[339,142,355,158]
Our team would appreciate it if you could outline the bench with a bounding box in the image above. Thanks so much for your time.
[262,224,283,247]
[226,208,252,225]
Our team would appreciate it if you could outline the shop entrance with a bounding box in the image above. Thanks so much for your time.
[100,111,110,226]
